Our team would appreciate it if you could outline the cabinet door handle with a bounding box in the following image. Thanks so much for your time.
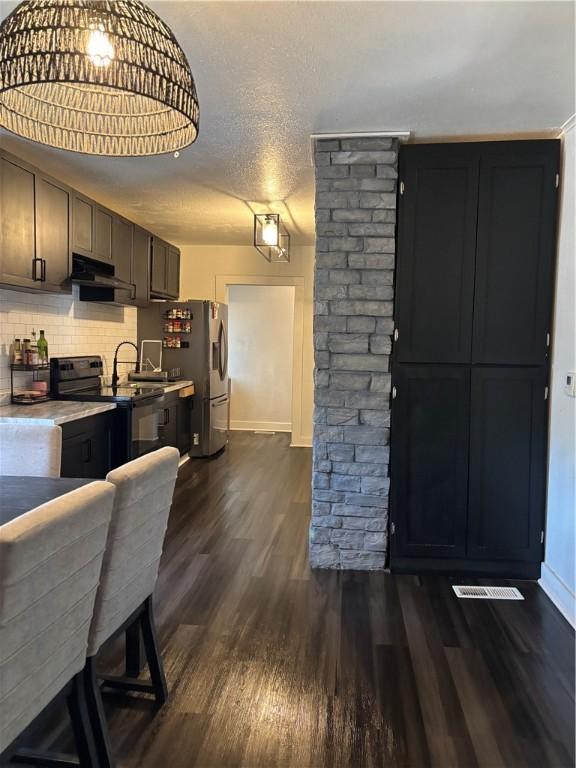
[41,259,46,282]
[32,257,42,281]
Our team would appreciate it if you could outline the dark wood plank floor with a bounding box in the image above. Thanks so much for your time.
[16,433,576,767]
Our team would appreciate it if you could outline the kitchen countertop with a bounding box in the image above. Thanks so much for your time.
[162,380,194,395]
[0,401,117,426]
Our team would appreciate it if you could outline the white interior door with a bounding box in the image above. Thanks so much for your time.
[228,284,295,432]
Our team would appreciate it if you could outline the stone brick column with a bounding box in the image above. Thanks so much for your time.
[310,136,398,570]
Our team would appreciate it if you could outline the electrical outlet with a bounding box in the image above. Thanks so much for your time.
[565,372,576,397]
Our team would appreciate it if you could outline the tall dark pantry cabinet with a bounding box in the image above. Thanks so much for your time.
[390,140,560,578]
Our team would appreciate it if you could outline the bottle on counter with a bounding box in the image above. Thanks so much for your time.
[37,330,48,364]
[29,330,39,366]
[11,338,22,365]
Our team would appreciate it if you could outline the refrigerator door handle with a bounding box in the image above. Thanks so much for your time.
[218,321,228,381]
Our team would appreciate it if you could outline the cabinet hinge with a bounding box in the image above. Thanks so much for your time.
[540,530,545,545]
[391,522,396,536]
[544,386,549,400]
[555,173,560,189]
[400,181,405,195]
[392,386,397,400]
[393,327,399,342]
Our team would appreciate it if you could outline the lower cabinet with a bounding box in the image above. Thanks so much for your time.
[467,367,547,563]
[390,365,546,577]
[61,412,113,479]
[391,366,470,560]
[159,391,192,455]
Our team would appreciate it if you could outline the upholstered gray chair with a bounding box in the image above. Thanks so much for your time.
[81,446,180,768]
[0,423,62,478]
[0,481,115,766]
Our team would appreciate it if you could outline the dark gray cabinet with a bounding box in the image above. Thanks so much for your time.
[1,149,180,305]
[395,145,478,363]
[36,174,71,290]
[72,192,94,256]
[0,152,71,293]
[467,367,547,563]
[151,236,180,299]
[112,214,134,304]
[72,193,113,263]
[391,365,470,560]
[472,144,558,365]
[61,412,113,479]
[130,225,151,307]
[160,389,192,455]
[391,140,559,579]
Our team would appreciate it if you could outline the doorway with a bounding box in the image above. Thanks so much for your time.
[228,284,295,434]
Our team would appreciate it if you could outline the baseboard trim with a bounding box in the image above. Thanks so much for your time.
[290,438,312,448]
[539,563,576,627]
[230,420,291,433]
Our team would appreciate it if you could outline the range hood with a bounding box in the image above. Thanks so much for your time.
[70,254,134,292]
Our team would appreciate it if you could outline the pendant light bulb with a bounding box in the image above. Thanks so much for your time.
[87,22,115,68]
[262,217,279,247]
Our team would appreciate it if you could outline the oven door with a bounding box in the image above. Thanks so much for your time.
[131,395,165,459]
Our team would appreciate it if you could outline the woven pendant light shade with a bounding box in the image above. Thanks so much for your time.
[0,0,199,156]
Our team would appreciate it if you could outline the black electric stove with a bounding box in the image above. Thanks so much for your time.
[50,356,166,464]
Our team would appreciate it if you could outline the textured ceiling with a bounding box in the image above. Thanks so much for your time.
[1,1,574,245]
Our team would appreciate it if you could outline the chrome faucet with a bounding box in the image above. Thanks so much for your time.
[112,341,140,388]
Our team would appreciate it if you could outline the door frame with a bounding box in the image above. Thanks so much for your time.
[215,274,305,447]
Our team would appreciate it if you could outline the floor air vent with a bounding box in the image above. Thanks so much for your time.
[452,585,524,600]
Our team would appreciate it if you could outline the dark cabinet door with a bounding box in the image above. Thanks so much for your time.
[131,226,151,306]
[61,413,112,479]
[472,141,560,365]
[160,403,179,449]
[177,397,192,454]
[0,154,37,288]
[72,192,94,255]
[112,214,134,304]
[94,206,113,262]
[36,174,71,290]
[166,246,180,299]
[395,145,479,363]
[467,367,546,562]
[391,365,470,559]
[151,237,168,295]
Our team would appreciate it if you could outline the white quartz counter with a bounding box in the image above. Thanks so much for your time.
[0,401,117,426]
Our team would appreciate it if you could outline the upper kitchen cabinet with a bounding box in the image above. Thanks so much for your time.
[111,214,134,304]
[395,145,479,364]
[151,236,180,299]
[0,151,71,293]
[472,141,560,365]
[130,226,151,307]
[72,192,113,263]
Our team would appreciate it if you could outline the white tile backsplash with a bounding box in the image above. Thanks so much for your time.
[0,286,137,402]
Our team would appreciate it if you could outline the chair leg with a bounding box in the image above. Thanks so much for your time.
[139,597,168,706]
[67,671,100,768]
[81,658,115,768]
[125,621,143,678]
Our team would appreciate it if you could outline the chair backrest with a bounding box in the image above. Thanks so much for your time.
[0,481,115,753]
[0,423,62,478]
[87,447,180,657]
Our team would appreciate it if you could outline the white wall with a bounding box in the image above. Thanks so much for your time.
[178,244,314,446]
[228,284,295,432]
[0,287,136,403]
[541,119,576,626]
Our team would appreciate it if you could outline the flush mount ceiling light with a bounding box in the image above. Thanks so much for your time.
[253,213,290,263]
[0,0,199,156]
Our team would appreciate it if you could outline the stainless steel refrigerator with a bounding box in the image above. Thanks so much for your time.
[138,300,229,456]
